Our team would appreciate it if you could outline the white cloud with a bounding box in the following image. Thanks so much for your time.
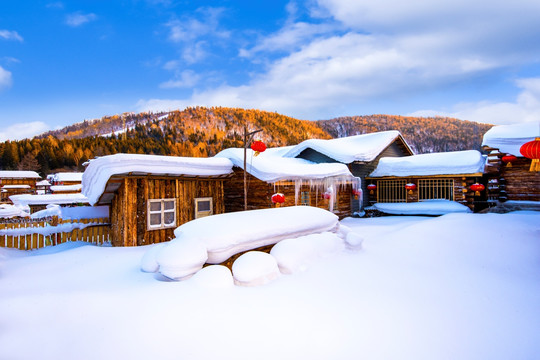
[0,121,49,142]
[410,77,540,125]
[160,70,200,89]
[0,30,23,42]
[0,66,13,90]
[65,12,97,27]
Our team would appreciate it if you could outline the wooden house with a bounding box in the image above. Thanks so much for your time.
[215,147,356,218]
[481,123,540,209]
[0,171,41,203]
[82,153,234,247]
[366,150,487,213]
[50,172,84,194]
[281,131,413,212]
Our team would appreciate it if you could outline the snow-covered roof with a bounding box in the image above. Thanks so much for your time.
[215,147,353,182]
[1,185,31,189]
[482,122,540,156]
[0,170,41,179]
[51,184,82,192]
[53,172,84,182]
[36,180,51,186]
[0,204,29,218]
[9,193,89,206]
[372,200,472,215]
[82,153,234,205]
[282,131,412,163]
[369,150,486,177]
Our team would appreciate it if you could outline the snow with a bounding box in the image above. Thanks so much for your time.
[369,150,486,177]
[170,206,339,264]
[155,238,208,280]
[215,147,353,182]
[282,130,412,163]
[36,179,51,186]
[28,204,109,220]
[1,211,538,360]
[9,193,89,206]
[1,184,31,189]
[372,199,472,215]
[0,204,29,218]
[82,153,233,205]
[482,122,540,156]
[232,251,281,286]
[30,204,62,219]
[50,184,82,192]
[52,172,83,183]
[0,170,40,179]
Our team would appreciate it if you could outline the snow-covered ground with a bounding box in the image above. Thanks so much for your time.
[1,211,539,360]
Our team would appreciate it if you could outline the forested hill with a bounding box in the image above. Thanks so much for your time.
[1,107,493,174]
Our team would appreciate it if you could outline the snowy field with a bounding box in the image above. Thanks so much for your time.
[1,211,539,360]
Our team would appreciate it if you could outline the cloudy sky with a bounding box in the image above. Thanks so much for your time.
[1,0,539,141]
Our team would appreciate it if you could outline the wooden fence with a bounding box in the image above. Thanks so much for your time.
[0,217,111,250]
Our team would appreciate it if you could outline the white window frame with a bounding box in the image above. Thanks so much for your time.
[147,198,177,230]
[195,197,213,219]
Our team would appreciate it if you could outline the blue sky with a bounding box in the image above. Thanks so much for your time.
[1,0,539,141]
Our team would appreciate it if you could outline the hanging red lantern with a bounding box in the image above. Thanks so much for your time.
[367,184,376,195]
[271,193,285,204]
[470,183,485,196]
[352,189,362,200]
[519,138,540,172]
[501,154,517,167]
[250,139,267,156]
[405,183,416,194]
[322,191,332,200]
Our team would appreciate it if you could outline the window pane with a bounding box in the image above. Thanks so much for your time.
[164,200,175,211]
[150,202,161,212]
[198,200,211,212]
[164,212,175,226]
[150,213,162,226]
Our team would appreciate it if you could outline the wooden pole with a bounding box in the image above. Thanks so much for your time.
[243,125,263,211]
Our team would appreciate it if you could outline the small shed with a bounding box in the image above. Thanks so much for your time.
[0,171,41,203]
[282,131,414,212]
[82,153,233,247]
[482,123,540,206]
[367,150,487,213]
[215,147,356,218]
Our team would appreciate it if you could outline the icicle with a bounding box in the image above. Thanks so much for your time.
[294,179,302,206]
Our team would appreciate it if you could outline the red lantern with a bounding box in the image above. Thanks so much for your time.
[470,183,485,196]
[271,193,285,204]
[250,139,267,156]
[520,138,540,172]
[405,183,416,194]
[367,184,376,195]
[501,154,517,167]
[352,189,362,200]
[322,192,332,200]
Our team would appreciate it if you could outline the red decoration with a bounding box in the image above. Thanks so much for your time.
[322,192,332,200]
[405,183,416,194]
[271,193,285,204]
[352,189,362,200]
[367,183,376,195]
[501,154,517,167]
[250,140,267,156]
[470,183,485,196]
[520,138,540,171]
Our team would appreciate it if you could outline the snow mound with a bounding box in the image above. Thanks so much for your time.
[191,265,234,289]
[345,232,364,251]
[140,243,168,273]
[373,200,472,215]
[0,204,29,218]
[173,206,339,264]
[156,238,208,280]
[232,251,280,287]
[482,122,540,156]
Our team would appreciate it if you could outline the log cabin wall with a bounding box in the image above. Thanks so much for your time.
[110,176,226,247]
[223,167,353,218]
[501,158,540,201]
[0,178,37,202]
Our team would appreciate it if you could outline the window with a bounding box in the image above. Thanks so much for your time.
[301,191,310,206]
[377,179,406,203]
[418,179,454,201]
[195,197,213,219]
[147,198,176,230]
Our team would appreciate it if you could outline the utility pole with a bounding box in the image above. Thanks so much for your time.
[243,125,263,211]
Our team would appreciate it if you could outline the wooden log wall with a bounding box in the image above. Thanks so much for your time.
[111,176,226,247]
[501,158,540,201]
[223,168,353,218]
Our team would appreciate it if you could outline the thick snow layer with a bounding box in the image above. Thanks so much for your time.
[215,147,352,182]
[51,184,82,192]
[1,184,31,189]
[30,204,62,219]
[36,180,51,186]
[172,206,339,264]
[60,205,109,220]
[190,265,234,289]
[52,172,83,183]
[283,131,410,163]
[82,153,233,205]
[369,150,486,177]
[232,251,281,286]
[482,122,540,156]
[0,204,29,218]
[373,200,472,215]
[1,212,539,360]
[156,238,208,280]
[9,193,89,206]
[0,170,40,179]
